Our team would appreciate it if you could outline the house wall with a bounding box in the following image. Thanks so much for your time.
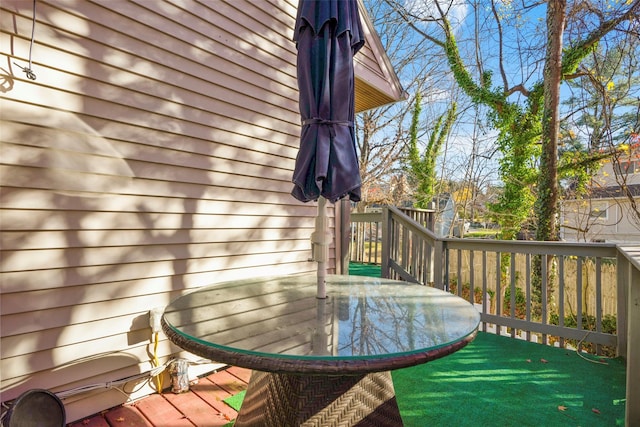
[0,0,316,421]
[597,148,640,187]
[0,0,402,422]
[561,197,640,243]
[561,145,640,243]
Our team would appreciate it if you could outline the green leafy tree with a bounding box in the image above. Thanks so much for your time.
[386,0,639,313]
[407,91,457,208]
[386,0,639,238]
[434,8,543,240]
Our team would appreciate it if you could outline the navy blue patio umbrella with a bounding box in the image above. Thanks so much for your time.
[292,0,365,297]
[292,0,364,204]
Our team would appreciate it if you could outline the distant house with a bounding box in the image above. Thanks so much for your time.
[0,0,403,422]
[561,139,640,243]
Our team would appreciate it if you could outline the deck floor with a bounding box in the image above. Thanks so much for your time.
[65,332,627,427]
[67,366,251,427]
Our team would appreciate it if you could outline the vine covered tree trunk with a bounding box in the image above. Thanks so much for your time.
[407,91,457,209]
[532,0,566,313]
[535,0,565,243]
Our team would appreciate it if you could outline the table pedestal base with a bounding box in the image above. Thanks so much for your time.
[234,370,403,427]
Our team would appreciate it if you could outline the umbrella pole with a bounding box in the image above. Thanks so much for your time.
[312,196,330,299]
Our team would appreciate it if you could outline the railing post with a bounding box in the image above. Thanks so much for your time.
[628,264,640,427]
[616,253,628,358]
[427,203,436,285]
[615,246,640,427]
[336,198,351,275]
[617,248,640,427]
[433,239,444,289]
[381,207,390,279]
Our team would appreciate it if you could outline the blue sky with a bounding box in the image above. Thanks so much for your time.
[375,0,639,187]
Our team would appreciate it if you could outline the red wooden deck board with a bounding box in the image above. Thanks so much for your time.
[65,368,249,427]
[163,390,233,427]
[133,394,194,427]
[103,406,153,427]
[206,370,247,395]
[188,377,238,422]
[225,366,251,384]
[68,415,111,427]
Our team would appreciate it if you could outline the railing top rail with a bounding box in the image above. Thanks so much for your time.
[388,205,439,242]
[399,207,436,214]
[350,212,383,222]
[355,205,623,259]
[617,245,640,270]
[441,237,618,258]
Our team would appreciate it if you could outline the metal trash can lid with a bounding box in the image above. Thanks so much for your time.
[4,389,65,427]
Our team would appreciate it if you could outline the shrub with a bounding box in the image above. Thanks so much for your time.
[503,286,527,319]
[549,312,617,356]
[449,279,484,303]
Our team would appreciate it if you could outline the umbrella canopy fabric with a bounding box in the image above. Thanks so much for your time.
[292,0,365,203]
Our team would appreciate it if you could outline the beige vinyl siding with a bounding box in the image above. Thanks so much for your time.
[0,0,319,421]
[1,0,401,422]
[560,149,640,243]
[561,198,640,243]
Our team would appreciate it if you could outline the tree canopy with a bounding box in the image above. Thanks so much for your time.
[363,0,639,239]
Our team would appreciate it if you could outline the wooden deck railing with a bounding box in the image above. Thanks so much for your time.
[351,205,639,425]
[350,207,435,266]
[616,245,640,427]
[350,210,383,265]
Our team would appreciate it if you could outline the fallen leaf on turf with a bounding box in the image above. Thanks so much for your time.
[592,408,601,414]
[540,358,548,363]
[558,406,576,420]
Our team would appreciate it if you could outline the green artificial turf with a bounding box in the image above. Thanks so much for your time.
[223,390,246,411]
[392,331,627,427]
[348,262,382,277]
[225,265,626,426]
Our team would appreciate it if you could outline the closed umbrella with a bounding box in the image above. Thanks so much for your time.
[293,0,364,298]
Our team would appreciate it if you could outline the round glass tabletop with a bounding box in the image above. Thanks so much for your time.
[163,275,479,372]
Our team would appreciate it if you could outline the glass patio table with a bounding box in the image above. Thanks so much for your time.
[162,274,480,426]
